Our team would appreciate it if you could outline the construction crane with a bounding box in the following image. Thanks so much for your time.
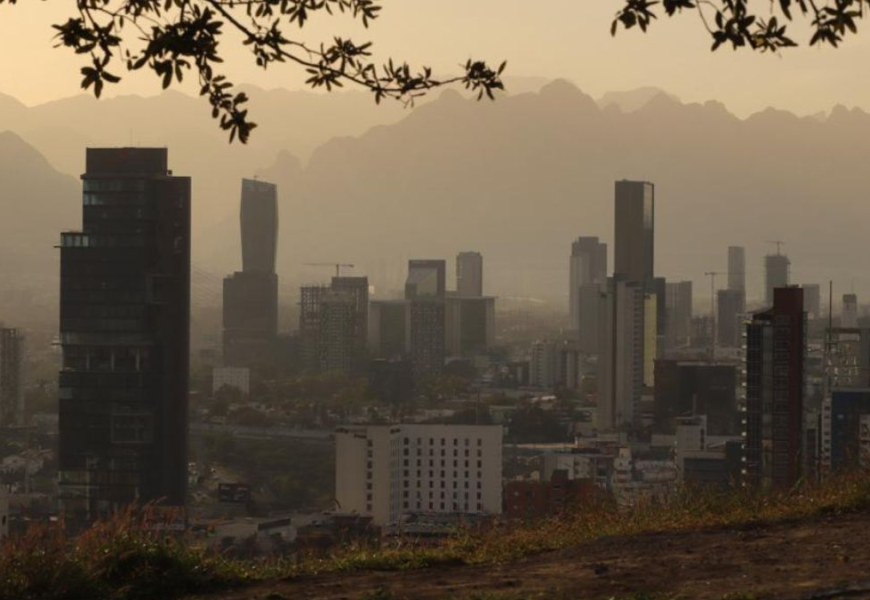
[704,271,727,361]
[767,240,785,255]
[304,262,355,277]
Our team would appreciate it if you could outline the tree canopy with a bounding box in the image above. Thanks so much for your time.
[613,0,866,52]
[39,0,505,142]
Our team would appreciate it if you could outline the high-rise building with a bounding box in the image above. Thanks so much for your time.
[335,424,503,525]
[529,340,583,391]
[843,293,859,328]
[598,279,645,430]
[331,276,370,358]
[653,360,738,435]
[0,327,24,427]
[665,281,693,349]
[405,260,446,377]
[407,300,446,378]
[456,251,483,297]
[614,180,654,289]
[445,296,495,358]
[727,246,745,294]
[803,284,821,320]
[717,288,745,348]
[764,253,790,307]
[222,179,279,368]
[299,277,369,374]
[823,389,870,473]
[58,148,190,523]
[745,287,806,488]
[405,260,446,299]
[240,178,278,274]
[569,237,607,341]
[368,300,408,360]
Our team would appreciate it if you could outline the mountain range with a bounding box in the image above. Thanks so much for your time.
[2,79,870,313]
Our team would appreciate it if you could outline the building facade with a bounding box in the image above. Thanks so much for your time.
[569,237,607,346]
[717,288,745,348]
[0,328,24,427]
[727,246,745,296]
[335,424,503,526]
[665,281,692,350]
[764,253,790,307]
[744,286,805,488]
[222,178,279,368]
[653,360,738,435]
[598,279,645,430]
[614,180,655,289]
[58,148,190,523]
[456,251,483,297]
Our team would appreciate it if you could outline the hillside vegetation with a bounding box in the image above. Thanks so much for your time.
[3,473,870,600]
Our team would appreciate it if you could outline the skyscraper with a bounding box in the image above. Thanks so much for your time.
[764,253,790,307]
[745,287,806,489]
[598,279,645,430]
[665,281,693,349]
[456,251,483,297]
[405,260,447,377]
[299,277,369,374]
[445,296,495,358]
[58,148,190,523]
[843,293,859,328]
[222,179,279,368]
[0,327,24,427]
[405,260,446,299]
[614,180,655,289]
[240,178,278,274]
[717,288,745,348]
[569,237,607,336]
[727,246,745,294]
[802,284,821,320]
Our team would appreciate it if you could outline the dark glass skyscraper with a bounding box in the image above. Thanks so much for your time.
[223,179,279,367]
[58,148,190,523]
[614,180,655,289]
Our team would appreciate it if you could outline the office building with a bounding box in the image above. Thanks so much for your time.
[331,276,370,358]
[803,284,821,320]
[58,148,190,522]
[717,288,745,348]
[614,180,655,289]
[369,300,408,360]
[335,424,503,526]
[824,389,870,472]
[405,260,447,377]
[529,340,582,390]
[222,179,279,368]
[745,287,806,488]
[665,281,693,349]
[569,237,607,346]
[0,328,24,427]
[405,260,446,299]
[764,253,790,307]
[598,279,645,430]
[456,251,483,297]
[727,246,745,295]
[653,360,738,435]
[445,296,495,358]
[843,293,859,328]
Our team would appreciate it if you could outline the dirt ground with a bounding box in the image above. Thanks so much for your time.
[193,510,870,600]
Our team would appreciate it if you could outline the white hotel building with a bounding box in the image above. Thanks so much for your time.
[335,424,503,526]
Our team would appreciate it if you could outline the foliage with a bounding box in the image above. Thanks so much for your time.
[613,0,869,52]
[18,0,508,142]
[3,472,870,599]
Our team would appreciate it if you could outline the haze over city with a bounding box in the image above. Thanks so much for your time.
[3,2,870,599]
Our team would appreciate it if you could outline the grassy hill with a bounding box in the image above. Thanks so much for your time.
[3,473,870,600]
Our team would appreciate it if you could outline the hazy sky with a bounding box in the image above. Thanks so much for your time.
[1,1,868,115]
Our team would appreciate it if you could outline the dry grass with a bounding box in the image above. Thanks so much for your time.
[2,472,869,599]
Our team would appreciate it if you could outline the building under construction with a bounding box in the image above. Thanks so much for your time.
[299,278,369,374]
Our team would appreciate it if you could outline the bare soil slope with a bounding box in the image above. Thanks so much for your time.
[196,510,870,600]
